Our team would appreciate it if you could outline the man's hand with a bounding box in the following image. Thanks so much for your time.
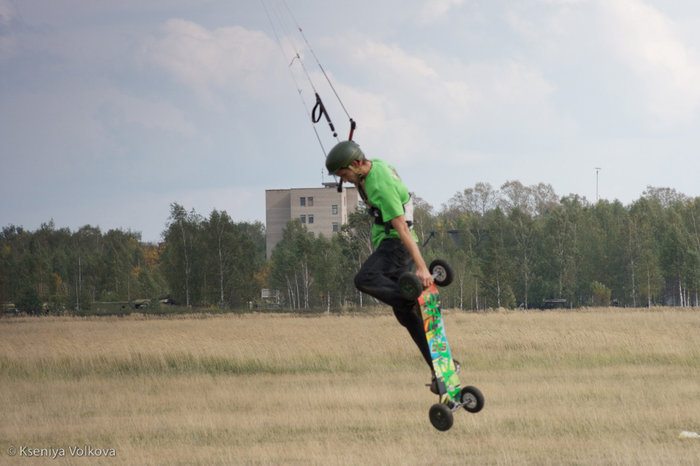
[391,215,434,289]
[415,264,434,289]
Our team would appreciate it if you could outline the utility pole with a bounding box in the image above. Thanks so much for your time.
[595,167,601,202]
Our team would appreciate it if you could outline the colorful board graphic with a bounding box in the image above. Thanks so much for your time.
[418,283,461,404]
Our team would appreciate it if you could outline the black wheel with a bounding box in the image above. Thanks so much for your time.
[429,259,454,287]
[460,386,485,413]
[398,271,423,300]
[429,403,453,431]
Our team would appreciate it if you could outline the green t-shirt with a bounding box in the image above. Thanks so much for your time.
[363,158,418,247]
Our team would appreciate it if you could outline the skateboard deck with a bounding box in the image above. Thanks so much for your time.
[418,283,461,405]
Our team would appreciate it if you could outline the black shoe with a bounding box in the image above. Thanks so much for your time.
[429,375,439,394]
[428,360,461,394]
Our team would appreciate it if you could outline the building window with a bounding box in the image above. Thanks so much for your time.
[332,205,338,215]
[300,215,306,224]
[308,197,314,206]
[300,197,306,207]
[332,222,339,232]
[308,215,314,224]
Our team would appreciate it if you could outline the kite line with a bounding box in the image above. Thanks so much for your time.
[260,0,356,156]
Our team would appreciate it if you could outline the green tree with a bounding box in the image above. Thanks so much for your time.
[629,197,664,307]
[481,208,515,308]
[71,225,103,311]
[16,284,42,314]
[660,206,698,306]
[227,221,264,308]
[590,281,611,306]
[102,229,141,301]
[508,207,538,308]
[537,196,585,307]
[269,219,316,310]
[585,201,629,305]
[334,208,374,307]
[162,203,203,307]
[203,210,237,307]
[314,234,341,311]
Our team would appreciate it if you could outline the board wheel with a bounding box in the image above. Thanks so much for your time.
[429,260,454,287]
[429,403,454,431]
[460,386,485,413]
[398,271,423,300]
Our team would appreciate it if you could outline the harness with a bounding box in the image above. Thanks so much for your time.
[358,185,414,235]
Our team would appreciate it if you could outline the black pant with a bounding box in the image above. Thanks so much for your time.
[354,238,433,370]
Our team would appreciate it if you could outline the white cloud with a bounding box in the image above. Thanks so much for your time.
[352,40,438,81]
[0,0,18,60]
[419,0,466,24]
[96,89,197,137]
[5,0,700,239]
[0,0,16,23]
[2,86,196,169]
[329,33,556,162]
[118,185,263,242]
[541,0,589,4]
[365,34,551,107]
[600,0,700,126]
[143,19,284,108]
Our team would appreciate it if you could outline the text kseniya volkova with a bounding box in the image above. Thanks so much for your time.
[19,445,117,458]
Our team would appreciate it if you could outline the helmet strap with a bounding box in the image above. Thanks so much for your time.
[349,163,366,181]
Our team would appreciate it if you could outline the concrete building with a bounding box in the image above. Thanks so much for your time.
[265,183,360,258]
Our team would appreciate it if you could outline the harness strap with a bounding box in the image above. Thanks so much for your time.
[369,207,413,234]
[361,184,414,235]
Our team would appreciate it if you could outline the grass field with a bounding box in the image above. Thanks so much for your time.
[1,308,699,465]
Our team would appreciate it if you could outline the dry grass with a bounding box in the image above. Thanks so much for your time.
[1,308,699,465]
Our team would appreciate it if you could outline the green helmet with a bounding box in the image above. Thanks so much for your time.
[325,141,365,175]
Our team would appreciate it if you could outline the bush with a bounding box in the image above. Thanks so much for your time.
[16,286,42,314]
[590,281,611,307]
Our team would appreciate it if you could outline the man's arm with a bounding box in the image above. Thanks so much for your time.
[391,215,433,288]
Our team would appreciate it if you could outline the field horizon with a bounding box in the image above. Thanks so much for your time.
[1,307,699,465]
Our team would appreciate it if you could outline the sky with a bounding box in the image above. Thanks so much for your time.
[2,0,700,243]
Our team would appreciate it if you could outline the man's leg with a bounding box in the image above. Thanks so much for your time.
[354,238,433,370]
[354,238,414,309]
[393,306,433,369]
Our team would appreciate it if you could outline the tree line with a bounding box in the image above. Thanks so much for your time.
[269,182,700,311]
[2,184,699,314]
[426,183,699,309]
[0,203,266,313]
